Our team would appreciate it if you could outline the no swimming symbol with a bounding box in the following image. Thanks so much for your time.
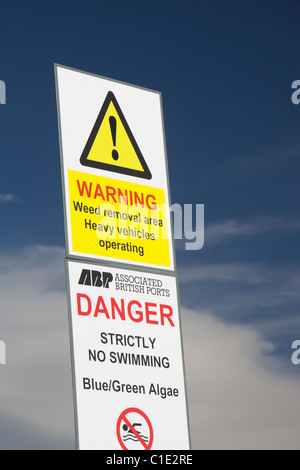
[116,407,154,450]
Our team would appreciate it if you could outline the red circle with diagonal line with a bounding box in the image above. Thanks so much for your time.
[116,407,154,450]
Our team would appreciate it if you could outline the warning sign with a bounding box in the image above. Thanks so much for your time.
[116,408,154,450]
[68,170,170,267]
[65,259,190,450]
[55,64,175,271]
[55,66,189,451]
[80,91,152,180]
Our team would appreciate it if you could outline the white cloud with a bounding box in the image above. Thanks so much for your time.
[182,307,300,450]
[204,216,300,246]
[0,193,19,202]
[0,245,300,449]
[0,245,74,449]
[174,214,300,252]
[179,262,268,284]
[178,262,300,332]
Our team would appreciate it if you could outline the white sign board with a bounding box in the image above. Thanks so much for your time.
[55,65,174,271]
[66,259,190,450]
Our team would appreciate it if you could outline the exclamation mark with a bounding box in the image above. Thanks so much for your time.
[109,116,119,161]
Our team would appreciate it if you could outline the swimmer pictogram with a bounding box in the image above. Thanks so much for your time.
[116,407,154,450]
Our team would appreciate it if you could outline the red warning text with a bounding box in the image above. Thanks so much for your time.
[76,294,175,327]
[76,179,157,210]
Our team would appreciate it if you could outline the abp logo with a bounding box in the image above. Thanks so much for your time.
[78,269,113,288]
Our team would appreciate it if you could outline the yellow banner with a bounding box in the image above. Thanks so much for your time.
[68,170,171,267]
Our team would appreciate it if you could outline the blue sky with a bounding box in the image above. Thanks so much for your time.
[0,0,300,450]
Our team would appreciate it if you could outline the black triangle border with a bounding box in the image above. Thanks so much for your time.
[80,91,152,180]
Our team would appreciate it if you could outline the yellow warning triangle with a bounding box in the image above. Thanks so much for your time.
[80,91,152,180]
